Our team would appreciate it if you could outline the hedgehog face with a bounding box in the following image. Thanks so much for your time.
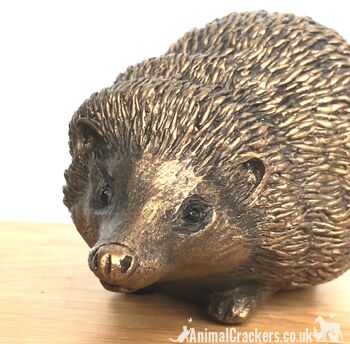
[67,147,265,292]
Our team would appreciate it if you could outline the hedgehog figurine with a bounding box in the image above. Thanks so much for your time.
[63,11,350,324]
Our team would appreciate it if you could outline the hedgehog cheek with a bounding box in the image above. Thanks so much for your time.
[71,201,100,248]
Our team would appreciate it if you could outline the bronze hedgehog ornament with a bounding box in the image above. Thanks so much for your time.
[63,11,350,324]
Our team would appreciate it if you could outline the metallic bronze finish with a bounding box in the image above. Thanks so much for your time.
[63,11,350,324]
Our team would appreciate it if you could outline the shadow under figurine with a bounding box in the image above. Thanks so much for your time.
[63,11,350,324]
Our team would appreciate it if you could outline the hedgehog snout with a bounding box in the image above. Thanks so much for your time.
[88,244,137,285]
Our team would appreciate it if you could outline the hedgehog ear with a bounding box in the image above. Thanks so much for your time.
[234,155,267,203]
[76,118,104,149]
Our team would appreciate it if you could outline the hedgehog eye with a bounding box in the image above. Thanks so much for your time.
[96,183,113,209]
[179,196,212,232]
[182,204,204,223]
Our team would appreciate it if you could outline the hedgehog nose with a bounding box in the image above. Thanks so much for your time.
[88,244,137,283]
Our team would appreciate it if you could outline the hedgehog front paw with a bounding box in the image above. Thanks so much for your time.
[207,284,272,324]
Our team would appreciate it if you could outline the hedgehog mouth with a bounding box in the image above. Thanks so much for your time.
[99,279,136,293]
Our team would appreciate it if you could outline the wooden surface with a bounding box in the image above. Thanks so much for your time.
[0,222,349,344]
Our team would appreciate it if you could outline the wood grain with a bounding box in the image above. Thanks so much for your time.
[0,222,349,344]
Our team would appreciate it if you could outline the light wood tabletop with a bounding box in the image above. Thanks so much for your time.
[0,222,349,344]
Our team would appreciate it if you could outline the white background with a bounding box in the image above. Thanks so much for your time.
[1,0,349,223]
